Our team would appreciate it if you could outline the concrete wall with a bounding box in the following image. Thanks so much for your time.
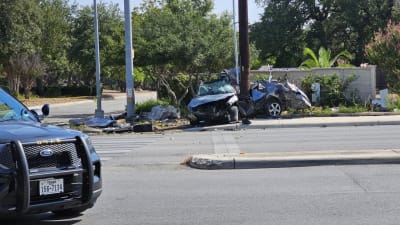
[250,66,377,103]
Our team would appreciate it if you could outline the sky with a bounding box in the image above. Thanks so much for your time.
[78,0,264,24]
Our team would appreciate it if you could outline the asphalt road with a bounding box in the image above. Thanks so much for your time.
[4,126,400,225]
[43,91,157,123]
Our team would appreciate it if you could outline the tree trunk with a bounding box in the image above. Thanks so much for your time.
[159,75,178,105]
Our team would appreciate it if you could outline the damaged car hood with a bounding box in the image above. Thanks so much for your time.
[188,93,236,108]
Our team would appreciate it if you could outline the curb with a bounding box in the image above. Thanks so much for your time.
[189,150,400,169]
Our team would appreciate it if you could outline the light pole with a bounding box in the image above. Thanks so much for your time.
[93,0,104,118]
[124,0,135,120]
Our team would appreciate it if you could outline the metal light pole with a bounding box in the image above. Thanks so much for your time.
[124,0,135,119]
[232,0,239,85]
[94,0,104,118]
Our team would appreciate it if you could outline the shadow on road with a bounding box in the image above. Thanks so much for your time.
[0,213,82,225]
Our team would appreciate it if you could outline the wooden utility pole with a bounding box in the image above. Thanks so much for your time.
[238,0,250,97]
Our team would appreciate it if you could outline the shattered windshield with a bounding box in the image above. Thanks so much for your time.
[197,80,236,96]
[0,88,37,122]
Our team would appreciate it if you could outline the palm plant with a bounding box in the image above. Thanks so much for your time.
[299,47,353,69]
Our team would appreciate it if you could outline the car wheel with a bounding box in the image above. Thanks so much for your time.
[266,98,281,118]
[189,118,200,126]
[228,106,239,122]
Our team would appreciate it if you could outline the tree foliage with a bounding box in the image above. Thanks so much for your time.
[299,47,353,69]
[250,0,308,67]
[251,0,397,67]
[133,0,234,105]
[0,0,43,94]
[40,0,75,93]
[366,20,400,93]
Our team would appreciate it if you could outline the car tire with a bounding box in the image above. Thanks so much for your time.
[266,98,281,118]
[228,106,239,122]
[189,118,200,126]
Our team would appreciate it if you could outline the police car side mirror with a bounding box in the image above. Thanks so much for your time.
[42,104,50,116]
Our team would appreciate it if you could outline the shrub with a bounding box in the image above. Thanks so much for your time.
[386,94,400,111]
[135,99,170,113]
[61,86,96,96]
[301,73,359,107]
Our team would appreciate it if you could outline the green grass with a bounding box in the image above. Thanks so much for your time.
[135,99,171,113]
[286,105,369,116]
[338,105,368,113]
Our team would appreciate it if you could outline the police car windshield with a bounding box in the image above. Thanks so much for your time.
[0,89,37,122]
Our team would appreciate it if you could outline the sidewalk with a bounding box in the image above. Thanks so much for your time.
[185,114,400,131]
[187,114,400,169]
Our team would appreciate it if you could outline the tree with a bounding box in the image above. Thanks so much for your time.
[0,0,44,95]
[9,54,46,98]
[133,0,234,105]
[40,0,76,90]
[250,0,308,67]
[316,0,395,65]
[299,47,353,69]
[251,0,396,67]
[69,3,126,87]
[365,20,400,93]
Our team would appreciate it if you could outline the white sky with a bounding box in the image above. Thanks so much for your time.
[78,0,263,24]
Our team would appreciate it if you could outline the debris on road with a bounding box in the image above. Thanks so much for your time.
[147,105,180,121]
[67,105,187,134]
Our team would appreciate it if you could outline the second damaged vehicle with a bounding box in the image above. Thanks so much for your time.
[248,78,312,118]
[187,79,239,125]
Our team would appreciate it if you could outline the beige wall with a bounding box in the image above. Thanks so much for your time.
[250,66,377,103]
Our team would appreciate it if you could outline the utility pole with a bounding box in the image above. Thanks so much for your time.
[94,0,104,118]
[232,0,239,85]
[124,0,135,119]
[238,0,250,97]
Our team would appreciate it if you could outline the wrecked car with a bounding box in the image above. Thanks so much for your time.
[0,88,102,217]
[187,79,239,125]
[187,70,312,125]
[250,79,311,117]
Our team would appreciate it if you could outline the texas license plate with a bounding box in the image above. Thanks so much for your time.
[39,178,64,195]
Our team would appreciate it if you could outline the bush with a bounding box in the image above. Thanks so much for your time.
[301,73,359,107]
[44,87,62,97]
[386,94,400,111]
[61,86,96,96]
[135,99,170,113]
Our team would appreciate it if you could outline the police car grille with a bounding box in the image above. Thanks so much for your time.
[0,145,14,169]
[23,143,81,169]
